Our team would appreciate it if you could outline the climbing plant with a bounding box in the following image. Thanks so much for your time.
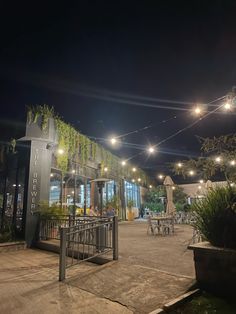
[26,105,152,185]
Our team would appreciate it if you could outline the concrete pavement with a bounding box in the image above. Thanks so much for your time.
[0,221,195,313]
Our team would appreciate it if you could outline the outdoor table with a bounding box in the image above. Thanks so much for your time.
[150,216,174,235]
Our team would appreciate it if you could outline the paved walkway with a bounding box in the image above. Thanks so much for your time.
[0,221,195,313]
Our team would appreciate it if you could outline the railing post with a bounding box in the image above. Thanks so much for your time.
[112,216,118,260]
[59,227,67,281]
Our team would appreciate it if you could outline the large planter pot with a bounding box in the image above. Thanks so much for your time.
[188,241,236,297]
[127,211,134,221]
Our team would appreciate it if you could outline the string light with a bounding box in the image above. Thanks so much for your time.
[121,160,126,166]
[132,179,135,183]
[193,106,202,115]
[138,178,141,182]
[148,146,155,153]
[110,137,117,145]
[230,160,236,166]
[215,156,221,163]
[189,170,194,176]
[230,183,235,187]
[177,162,182,168]
[158,174,164,179]
[172,186,176,190]
[57,148,64,155]
[104,167,108,172]
[199,179,204,184]
[149,185,152,188]
[50,173,54,177]
[198,185,202,189]
[132,167,136,172]
[223,102,231,111]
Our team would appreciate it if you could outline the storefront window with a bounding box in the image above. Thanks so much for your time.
[103,180,116,204]
[124,180,140,208]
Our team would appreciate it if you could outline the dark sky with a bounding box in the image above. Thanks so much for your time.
[1,1,236,181]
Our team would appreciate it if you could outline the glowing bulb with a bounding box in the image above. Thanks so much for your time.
[148,146,155,153]
[121,160,126,166]
[57,148,64,155]
[138,178,141,182]
[224,102,231,110]
[104,167,108,172]
[13,184,16,187]
[149,185,152,189]
[230,160,236,166]
[172,186,176,190]
[158,174,163,179]
[193,106,202,115]
[189,170,194,176]
[177,162,182,168]
[72,169,76,174]
[199,179,204,184]
[132,167,136,172]
[132,179,135,183]
[71,191,74,194]
[50,173,54,177]
[230,182,235,187]
[198,185,202,189]
[215,157,221,163]
[110,137,117,145]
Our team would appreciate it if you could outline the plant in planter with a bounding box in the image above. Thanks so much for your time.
[127,199,135,221]
[189,185,236,297]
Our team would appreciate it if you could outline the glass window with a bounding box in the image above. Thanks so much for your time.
[124,180,140,208]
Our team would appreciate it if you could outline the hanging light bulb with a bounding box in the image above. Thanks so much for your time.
[132,167,136,172]
[177,162,182,168]
[148,146,155,154]
[158,174,164,179]
[110,137,117,145]
[121,160,126,166]
[189,170,194,176]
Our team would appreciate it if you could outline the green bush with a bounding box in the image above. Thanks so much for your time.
[192,185,236,249]
[39,202,66,218]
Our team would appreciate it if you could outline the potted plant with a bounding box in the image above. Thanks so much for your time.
[188,185,236,297]
[127,199,135,221]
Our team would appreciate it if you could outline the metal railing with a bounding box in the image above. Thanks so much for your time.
[39,215,98,240]
[59,216,118,281]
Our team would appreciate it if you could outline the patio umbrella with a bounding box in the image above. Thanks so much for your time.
[163,176,176,215]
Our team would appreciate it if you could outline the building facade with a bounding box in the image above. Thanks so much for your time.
[0,106,152,245]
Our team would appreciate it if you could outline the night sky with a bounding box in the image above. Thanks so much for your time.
[1,1,236,181]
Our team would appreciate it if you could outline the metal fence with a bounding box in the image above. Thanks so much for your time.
[39,215,97,240]
[59,216,118,281]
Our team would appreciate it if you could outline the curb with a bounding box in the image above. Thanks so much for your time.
[148,288,201,314]
[0,241,26,252]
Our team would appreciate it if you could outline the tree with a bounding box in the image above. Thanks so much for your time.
[144,186,166,212]
[172,134,236,183]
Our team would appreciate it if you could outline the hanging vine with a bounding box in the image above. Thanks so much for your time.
[26,105,152,185]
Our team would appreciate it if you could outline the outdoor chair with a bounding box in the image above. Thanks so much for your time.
[147,216,154,235]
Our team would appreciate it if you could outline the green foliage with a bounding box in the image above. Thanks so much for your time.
[173,186,188,211]
[144,186,165,212]
[27,104,55,130]
[172,134,236,182]
[127,199,135,211]
[192,185,236,249]
[173,291,236,314]
[39,202,66,218]
[0,220,13,243]
[27,105,152,185]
